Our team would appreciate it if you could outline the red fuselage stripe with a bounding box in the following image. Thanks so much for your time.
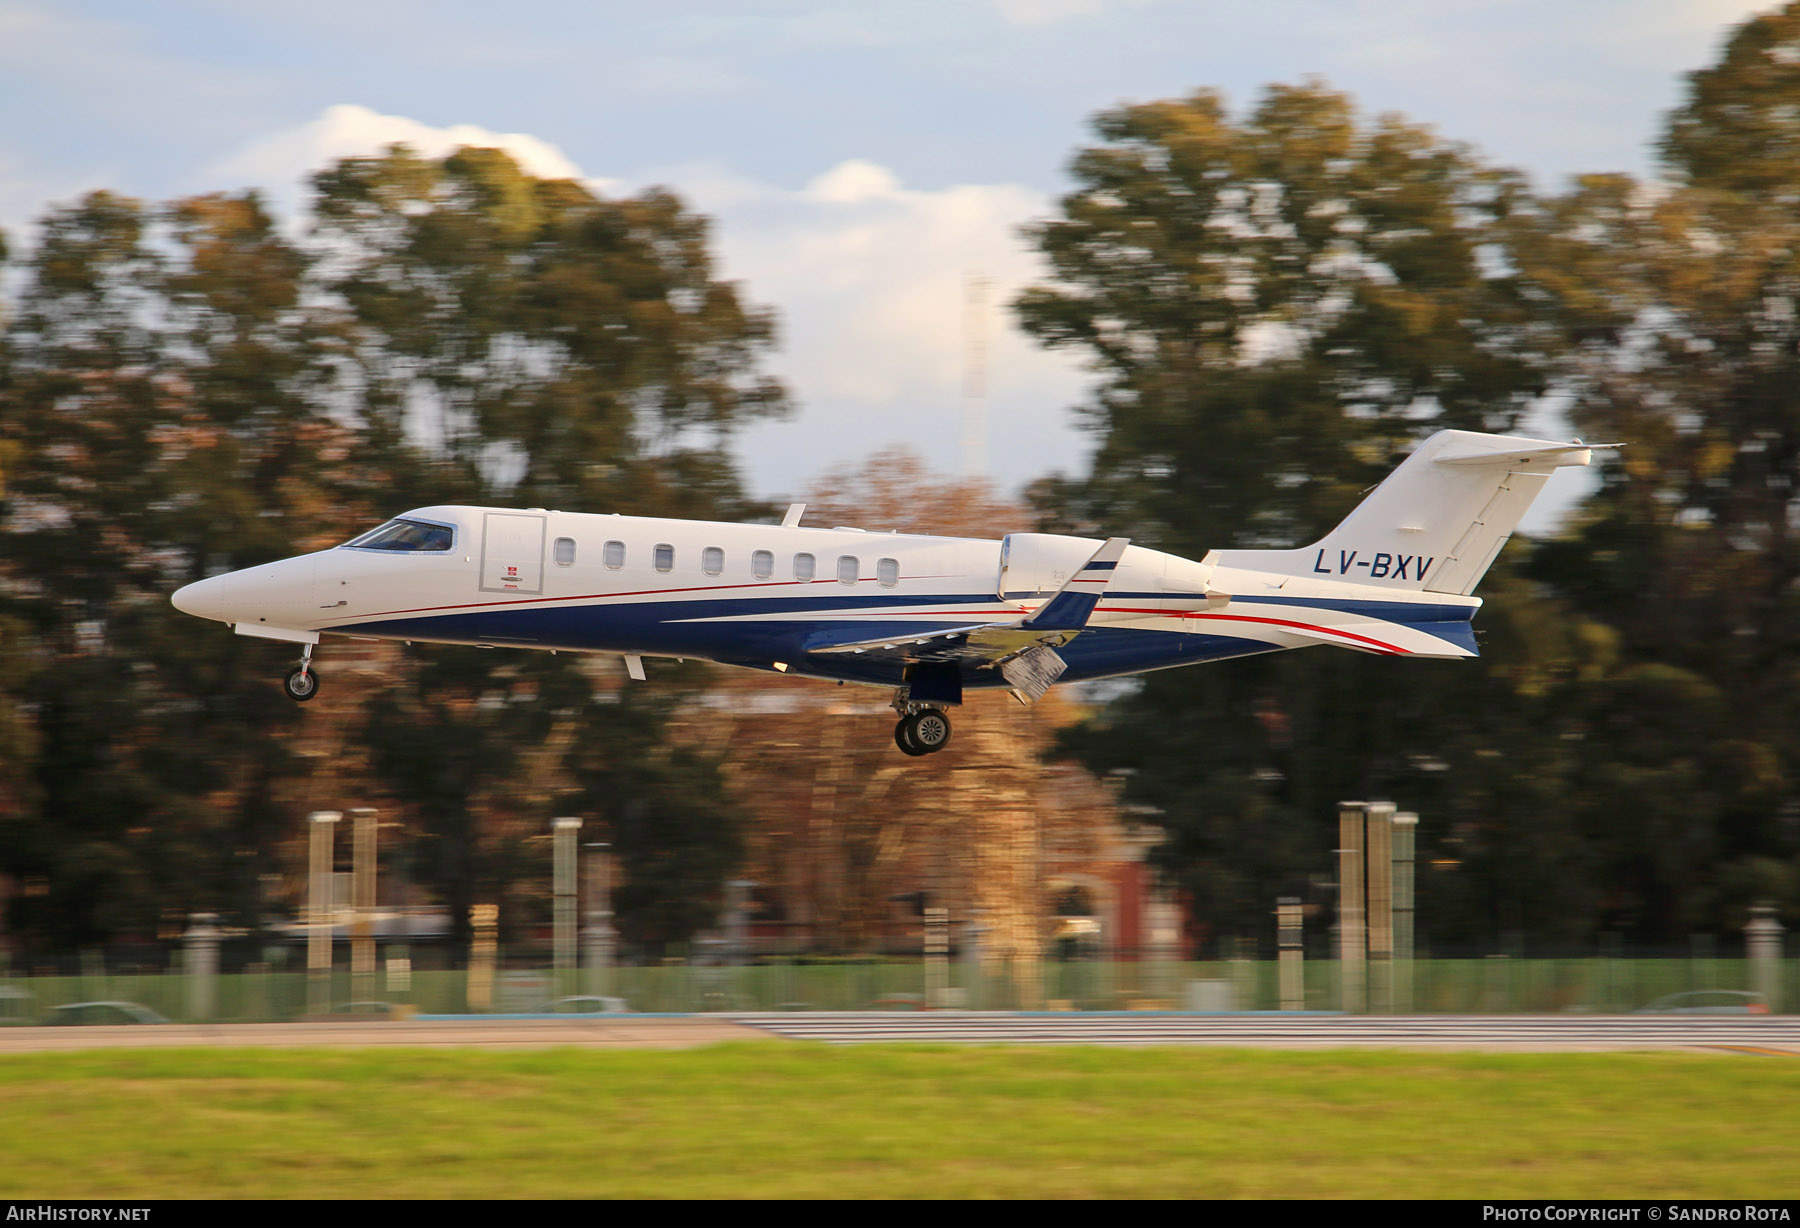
[354,573,973,620]
[1096,606,1407,654]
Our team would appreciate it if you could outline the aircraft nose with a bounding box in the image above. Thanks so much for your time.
[171,574,230,622]
[171,556,320,626]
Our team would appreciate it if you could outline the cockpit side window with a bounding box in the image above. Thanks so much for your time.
[343,518,455,552]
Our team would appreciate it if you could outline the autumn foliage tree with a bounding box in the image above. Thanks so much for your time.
[1015,60,1800,949]
[0,149,785,955]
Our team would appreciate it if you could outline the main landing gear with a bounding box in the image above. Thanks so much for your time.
[283,643,319,703]
[893,706,952,757]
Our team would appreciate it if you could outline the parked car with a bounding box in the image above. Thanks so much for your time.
[539,996,631,1014]
[41,1001,169,1026]
[330,1001,405,1017]
[0,985,33,1024]
[1634,991,1770,1015]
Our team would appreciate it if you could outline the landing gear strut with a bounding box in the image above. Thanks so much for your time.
[283,643,319,703]
[893,706,952,757]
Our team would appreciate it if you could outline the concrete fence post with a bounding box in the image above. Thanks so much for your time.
[583,841,615,999]
[924,906,950,1007]
[1747,902,1785,1013]
[351,808,378,1006]
[1393,812,1417,1013]
[306,811,341,1017]
[552,818,582,997]
[1365,801,1395,1013]
[1278,896,1304,1011]
[469,904,499,1012]
[184,912,220,1021]
[1337,801,1367,1013]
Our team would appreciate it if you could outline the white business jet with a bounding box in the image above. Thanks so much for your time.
[171,429,1603,756]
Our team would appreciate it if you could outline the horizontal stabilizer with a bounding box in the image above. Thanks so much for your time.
[1435,441,1616,468]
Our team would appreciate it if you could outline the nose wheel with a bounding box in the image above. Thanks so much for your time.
[283,644,319,702]
[894,708,952,757]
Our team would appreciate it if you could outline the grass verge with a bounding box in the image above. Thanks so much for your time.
[0,1044,1794,1199]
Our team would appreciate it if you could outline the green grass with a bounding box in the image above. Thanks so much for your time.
[0,1045,1795,1198]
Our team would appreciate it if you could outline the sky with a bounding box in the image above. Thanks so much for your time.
[0,0,1777,517]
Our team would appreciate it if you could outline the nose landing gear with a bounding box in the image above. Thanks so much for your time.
[283,643,319,702]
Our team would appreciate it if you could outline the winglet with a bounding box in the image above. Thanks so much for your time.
[1021,537,1129,631]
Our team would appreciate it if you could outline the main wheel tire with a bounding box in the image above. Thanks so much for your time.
[910,708,952,753]
[284,668,319,702]
[895,715,928,756]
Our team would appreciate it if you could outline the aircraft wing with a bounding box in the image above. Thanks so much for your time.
[802,620,1072,662]
[803,622,1009,660]
[801,616,1080,702]
[805,538,1129,661]
[804,538,1129,700]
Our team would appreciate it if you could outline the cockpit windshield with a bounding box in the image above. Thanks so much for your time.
[342,518,455,552]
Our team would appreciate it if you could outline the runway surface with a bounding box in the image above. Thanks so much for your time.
[1,1012,1797,1053]
[728,1011,1800,1052]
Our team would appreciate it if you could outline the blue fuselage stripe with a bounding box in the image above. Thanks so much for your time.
[332,585,1474,687]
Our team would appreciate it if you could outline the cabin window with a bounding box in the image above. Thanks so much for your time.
[654,543,674,573]
[343,518,455,553]
[793,552,816,582]
[837,555,860,585]
[603,540,625,569]
[553,537,576,566]
[702,546,724,576]
[751,549,774,580]
[878,557,899,587]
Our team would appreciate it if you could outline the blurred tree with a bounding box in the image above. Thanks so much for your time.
[0,223,35,851]
[1013,83,1625,950]
[683,456,1129,1010]
[309,147,782,955]
[309,145,786,518]
[1017,82,1556,559]
[0,150,786,957]
[1511,4,1800,934]
[1663,1,1800,201]
[805,447,1023,538]
[359,653,543,956]
[558,676,747,959]
[0,191,332,947]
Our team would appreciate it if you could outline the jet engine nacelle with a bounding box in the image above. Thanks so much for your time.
[997,532,1221,601]
[995,532,1102,597]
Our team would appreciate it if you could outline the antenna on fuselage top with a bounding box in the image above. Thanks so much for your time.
[782,503,806,528]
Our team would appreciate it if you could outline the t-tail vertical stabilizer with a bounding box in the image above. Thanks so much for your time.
[1204,430,1606,596]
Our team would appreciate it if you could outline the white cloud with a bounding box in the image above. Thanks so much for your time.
[205,104,616,210]
[991,0,1152,28]
[804,159,902,204]
[681,158,1090,493]
[691,157,1066,403]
